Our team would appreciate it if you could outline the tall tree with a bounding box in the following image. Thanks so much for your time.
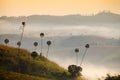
[4,39,9,45]
[46,40,52,58]
[80,44,90,66]
[33,42,38,51]
[40,33,44,55]
[17,41,21,48]
[17,41,21,56]
[19,22,26,48]
[75,48,79,65]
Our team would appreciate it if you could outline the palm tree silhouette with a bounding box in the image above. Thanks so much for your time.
[33,42,38,51]
[19,22,26,48]
[4,39,9,45]
[17,41,21,56]
[40,33,44,55]
[75,48,79,65]
[17,41,21,48]
[46,40,52,58]
[80,44,90,66]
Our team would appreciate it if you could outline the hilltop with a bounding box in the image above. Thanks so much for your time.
[0,12,120,25]
[0,44,84,80]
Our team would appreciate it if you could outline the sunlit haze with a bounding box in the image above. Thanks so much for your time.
[0,0,120,16]
[0,0,120,80]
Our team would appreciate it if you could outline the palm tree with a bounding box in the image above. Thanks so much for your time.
[4,39,9,45]
[46,40,52,58]
[17,41,21,48]
[17,41,21,56]
[33,42,38,51]
[80,44,90,66]
[19,22,26,48]
[40,33,44,55]
[85,44,90,48]
[75,48,79,65]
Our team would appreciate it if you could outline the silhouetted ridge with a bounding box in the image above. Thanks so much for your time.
[0,12,120,25]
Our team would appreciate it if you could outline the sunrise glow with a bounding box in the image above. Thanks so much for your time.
[0,0,120,16]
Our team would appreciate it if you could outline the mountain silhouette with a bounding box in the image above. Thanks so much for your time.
[0,12,120,25]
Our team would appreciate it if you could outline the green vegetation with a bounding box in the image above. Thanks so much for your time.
[0,69,47,80]
[104,74,120,80]
[0,44,84,80]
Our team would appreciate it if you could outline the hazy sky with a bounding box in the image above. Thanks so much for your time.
[0,1,120,79]
[0,0,120,16]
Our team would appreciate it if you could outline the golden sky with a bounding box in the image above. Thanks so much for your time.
[0,0,120,16]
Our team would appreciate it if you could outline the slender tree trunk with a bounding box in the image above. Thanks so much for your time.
[76,52,78,65]
[19,27,24,48]
[46,46,50,58]
[80,48,88,66]
[41,38,43,54]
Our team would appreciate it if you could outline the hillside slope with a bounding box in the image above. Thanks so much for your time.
[0,69,47,80]
[0,44,84,80]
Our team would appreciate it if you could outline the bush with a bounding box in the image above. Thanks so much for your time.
[104,74,120,80]
[68,65,82,77]
[31,51,38,59]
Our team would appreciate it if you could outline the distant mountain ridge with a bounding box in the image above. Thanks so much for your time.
[0,12,120,25]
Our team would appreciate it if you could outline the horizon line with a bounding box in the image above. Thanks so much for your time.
[0,11,120,17]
